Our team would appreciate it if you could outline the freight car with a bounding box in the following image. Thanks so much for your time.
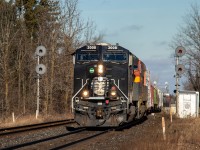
[71,43,149,127]
[147,83,163,113]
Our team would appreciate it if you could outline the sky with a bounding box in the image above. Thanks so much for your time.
[78,0,200,93]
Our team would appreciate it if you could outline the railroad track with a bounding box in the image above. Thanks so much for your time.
[1,117,147,150]
[0,119,75,136]
[1,127,86,150]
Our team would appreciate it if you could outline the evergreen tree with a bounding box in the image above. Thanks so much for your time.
[15,0,61,40]
[15,0,38,38]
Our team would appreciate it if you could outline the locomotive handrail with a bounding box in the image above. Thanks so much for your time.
[71,79,89,112]
[111,79,129,113]
[110,79,129,101]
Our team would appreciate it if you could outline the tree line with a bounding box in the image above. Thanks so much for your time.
[0,0,103,120]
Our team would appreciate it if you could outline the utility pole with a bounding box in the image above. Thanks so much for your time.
[175,56,179,116]
[175,46,186,117]
[36,55,40,117]
[35,46,47,119]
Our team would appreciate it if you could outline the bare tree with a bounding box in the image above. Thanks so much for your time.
[14,19,31,114]
[171,3,200,92]
[0,0,104,120]
[83,20,105,45]
[0,1,20,117]
[32,0,63,114]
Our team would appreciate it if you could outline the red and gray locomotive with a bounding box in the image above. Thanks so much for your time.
[72,43,148,127]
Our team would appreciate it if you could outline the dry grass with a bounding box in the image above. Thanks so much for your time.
[0,113,74,128]
[176,118,200,149]
[120,114,200,150]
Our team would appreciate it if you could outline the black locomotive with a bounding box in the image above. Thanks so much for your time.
[71,43,148,127]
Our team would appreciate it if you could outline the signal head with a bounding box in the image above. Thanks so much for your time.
[175,64,185,75]
[175,46,186,57]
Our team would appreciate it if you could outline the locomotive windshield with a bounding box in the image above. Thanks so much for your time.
[77,53,99,61]
[103,53,127,62]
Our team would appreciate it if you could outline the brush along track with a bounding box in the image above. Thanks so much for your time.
[0,119,75,136]
[0,117,147,150]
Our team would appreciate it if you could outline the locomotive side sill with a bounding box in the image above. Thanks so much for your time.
[84,97,105,100]
[75,108,86,112]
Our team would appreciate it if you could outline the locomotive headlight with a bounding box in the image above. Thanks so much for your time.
[110,86,117,98]
[98,64,104,74]
[110,91,117,96]
[82,90,89,97]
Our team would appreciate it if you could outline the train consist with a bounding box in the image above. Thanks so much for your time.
[147,84,163,112]
[71,43,163,127]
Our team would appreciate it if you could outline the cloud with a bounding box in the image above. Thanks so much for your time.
[153,41,168,46]
[122,25,143,31]
[100,0,110,4]
[105,32,119,37]
[143,58,175,93]
[144,58,173,73]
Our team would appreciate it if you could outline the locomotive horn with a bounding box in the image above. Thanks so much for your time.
[36,45,47,57]
[175,46,186,57]
[36,64,46,74]
[175,64,185,75]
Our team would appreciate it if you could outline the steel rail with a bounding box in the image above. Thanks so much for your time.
[51,117,148,149]
[50,130,109,150]
[1,117,148,150]
[0,128,86,150]
[0,119,75,136]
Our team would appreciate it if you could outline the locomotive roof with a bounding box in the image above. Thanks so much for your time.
[74,43,146,66]
[76,44,133,54]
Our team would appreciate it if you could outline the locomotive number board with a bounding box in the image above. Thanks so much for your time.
[86,45,97,49]
[107,45,118,50]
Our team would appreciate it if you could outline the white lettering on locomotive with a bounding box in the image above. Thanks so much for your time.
[87,45,96,49]
[107,45,118,50]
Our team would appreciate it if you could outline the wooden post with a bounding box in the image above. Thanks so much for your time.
[162,117,166,140]
[170,107,173,123]
[12,112,15,123]
[36,110,39,119]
